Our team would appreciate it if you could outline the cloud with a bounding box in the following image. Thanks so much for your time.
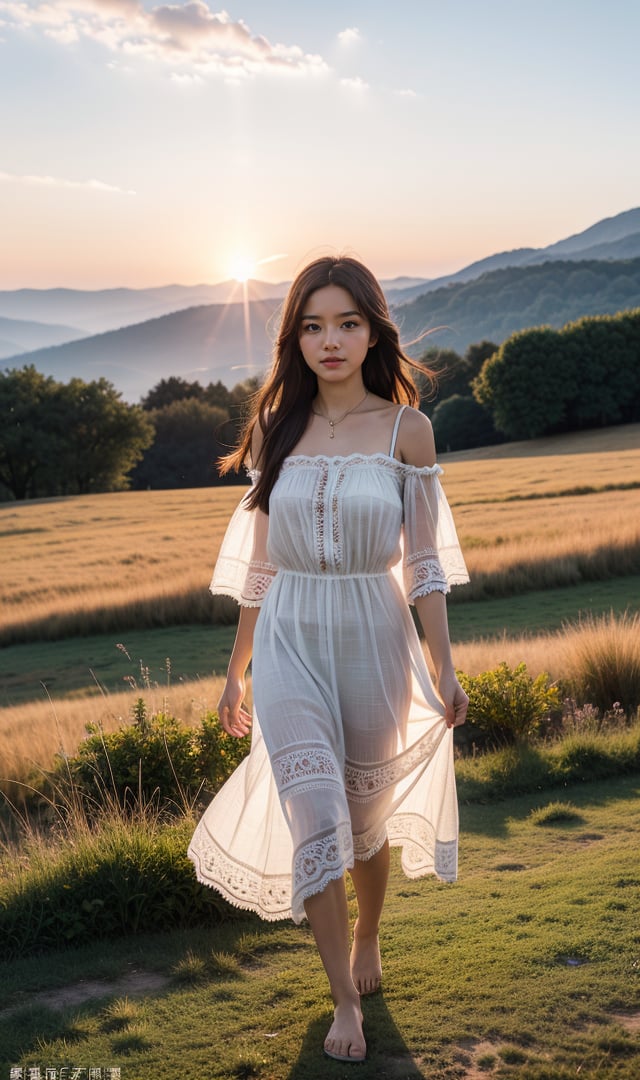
[0,0,329,78]
[396,88,418,98]
[340,75,368,91]
[0,169,136,194]
[337,27,360,45]
[170,70,204,85]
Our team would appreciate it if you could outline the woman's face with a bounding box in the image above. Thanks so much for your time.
[297,285,376,387]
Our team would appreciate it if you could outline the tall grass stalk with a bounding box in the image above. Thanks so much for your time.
[560,610,640,715]
[0,675,230,801]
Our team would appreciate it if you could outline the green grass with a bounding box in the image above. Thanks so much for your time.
[0,623,238,706]
[2,576,639,706]
[1,775,639,1079]
[447,575,640,641]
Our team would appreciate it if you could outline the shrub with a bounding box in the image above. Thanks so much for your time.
[458,662,561,746]
[431,394,500,451]
[53,698,250,811]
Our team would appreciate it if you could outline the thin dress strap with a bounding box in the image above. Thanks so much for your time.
[389,405,408,458]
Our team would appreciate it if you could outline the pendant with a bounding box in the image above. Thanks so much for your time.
[329,422,335,438]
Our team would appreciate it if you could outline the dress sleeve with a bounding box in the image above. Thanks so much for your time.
[402,465,469,603]
[209,471,278,607]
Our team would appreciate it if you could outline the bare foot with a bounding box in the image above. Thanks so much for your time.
[350,921,382,995]
[324,999,366,1062]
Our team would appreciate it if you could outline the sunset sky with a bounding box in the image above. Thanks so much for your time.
[1,0,639,289]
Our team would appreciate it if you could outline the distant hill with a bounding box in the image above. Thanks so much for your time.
[397,257,640,355]
[5,258,640,401]
[391,207,640,303]
[1,297,282,402]
[0,280,290,336]
[0,315,86,359]
[2,207,640,399]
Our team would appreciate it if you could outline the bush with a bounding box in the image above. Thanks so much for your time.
[458,662,561,746]
[53,698,250,811]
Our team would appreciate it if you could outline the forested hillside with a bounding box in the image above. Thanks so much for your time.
[398,258,640,353]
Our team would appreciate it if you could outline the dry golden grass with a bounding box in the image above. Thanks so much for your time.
[1,424,639,643]
[0,674,233,798]
[4,611,638,796]
[3,489,637,640]
[453,612,640,708]
[1,487,243,644]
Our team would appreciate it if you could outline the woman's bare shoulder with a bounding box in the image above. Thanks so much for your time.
[396,406,436,467]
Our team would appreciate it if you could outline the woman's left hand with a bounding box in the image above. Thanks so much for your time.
[436,669,469,729]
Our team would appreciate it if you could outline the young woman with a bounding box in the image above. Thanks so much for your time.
[188,255,469,1063]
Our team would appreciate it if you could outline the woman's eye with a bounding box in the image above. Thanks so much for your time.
[342,320,358,330]
[302,322,320,333]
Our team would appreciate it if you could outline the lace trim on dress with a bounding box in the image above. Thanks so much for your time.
[353,823,389,861]
[272,744,341,795]
[241,560,278,607]
[404,547,449,601]
[292,821,354,918]
[188,827,293,921]
[345,723,447,802]
[282,452,443,478]
[387,813,458,882]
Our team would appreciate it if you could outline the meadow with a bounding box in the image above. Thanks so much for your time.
[1,423,639,792]
[2,424,639,648]
[1,424,640,1078]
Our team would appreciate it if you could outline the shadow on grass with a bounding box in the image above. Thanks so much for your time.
[458,772,640,838]
[287,992,426,1079]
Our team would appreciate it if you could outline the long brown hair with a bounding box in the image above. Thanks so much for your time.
[219,255,435,512]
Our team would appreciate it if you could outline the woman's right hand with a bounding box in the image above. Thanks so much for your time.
[217,675,252,738]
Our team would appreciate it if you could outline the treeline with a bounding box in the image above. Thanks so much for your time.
[0,367,152,501]
[0,369,258,501]
[398,257,640,354]
[2,307,638,500]
[474,308,640,439]
[132,375,260,491]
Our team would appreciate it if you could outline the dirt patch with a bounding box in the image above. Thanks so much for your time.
[1,970,169,1017]
[611,1011,640,1034]
[454,1038,501,1078]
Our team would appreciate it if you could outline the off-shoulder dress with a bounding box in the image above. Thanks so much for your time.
[188,406,469,923]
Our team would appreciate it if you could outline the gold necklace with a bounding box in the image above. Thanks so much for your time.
[311,390,369,438]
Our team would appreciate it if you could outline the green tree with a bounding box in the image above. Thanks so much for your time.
[473,310,640,440]
[0,366,59,500]
[54,378,153,495]
[464,340,498,378]
[473,327,575,439]
[0,367,153,500]
[432,394,501,452]
[141,376,205,410]
[132,399,231,489]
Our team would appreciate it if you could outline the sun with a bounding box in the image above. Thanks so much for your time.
[228,255,256,284]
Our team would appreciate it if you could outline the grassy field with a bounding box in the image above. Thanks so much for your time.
[1,774,639,1079]
[1,424,639,646]
[1,423,639,792]
[1,425,640,1078]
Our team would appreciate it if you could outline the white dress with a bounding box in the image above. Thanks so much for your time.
[188,408,469,924]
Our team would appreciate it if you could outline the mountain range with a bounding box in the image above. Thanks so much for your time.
[2,207,639,401]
